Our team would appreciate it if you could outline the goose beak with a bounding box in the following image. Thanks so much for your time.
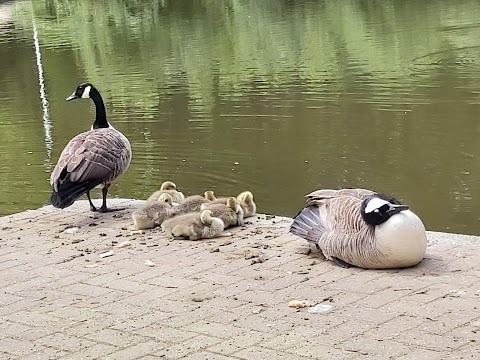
[386,204,409,216]
[66,92,77,101]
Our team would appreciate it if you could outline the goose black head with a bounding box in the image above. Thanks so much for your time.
[66,83,95,101]
[361,195,409,226]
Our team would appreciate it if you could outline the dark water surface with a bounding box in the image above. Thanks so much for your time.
[1,0,480,234]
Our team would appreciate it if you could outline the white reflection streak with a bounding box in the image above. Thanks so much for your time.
[32,15,53,167]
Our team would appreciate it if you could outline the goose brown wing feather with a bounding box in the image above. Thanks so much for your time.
[319,196,377,265]
[324,196,367,232]
[305,188,375,205]
[50,129,130,190]
[291,194,363,242]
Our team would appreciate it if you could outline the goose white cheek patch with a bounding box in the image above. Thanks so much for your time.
[81,85,91,98]
[364,198,389,214]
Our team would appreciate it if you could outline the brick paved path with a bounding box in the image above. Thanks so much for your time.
[0,199,479,359]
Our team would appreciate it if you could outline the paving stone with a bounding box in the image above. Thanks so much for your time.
[184,320,244,339]
[0,320,33,339]
[134,325,199,344]
[446,343,480,359]
[83,328,150,347]
[57,343,116,359]
[207,330,275,356]
[62,315,122,338]
[259,325,324,351]
[37,332,96,352]
[15,348,69,360]
[154,335,222,359]
[4,310,70,328]
[233,346,312,360]
[160,307,222,329]
[180,351,235,360]
[0,338,44,356]
[339,336,412,358]
[103,341,165,360]
[109,312,171,332]
[394,330,468,351]
[394,348,444,360]
[420,311,480,336]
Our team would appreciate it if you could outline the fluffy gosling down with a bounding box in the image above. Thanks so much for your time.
[132,193,173,230]
[147,181,185,204]
[201,197,244,228]
[204,190,228,205]
[289,188,427,269]
[162,209,225,241]
[168,192,212,217]
[204,190,256,217]
[237,191,256,218]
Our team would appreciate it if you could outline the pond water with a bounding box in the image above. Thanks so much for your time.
[1,0,480,234]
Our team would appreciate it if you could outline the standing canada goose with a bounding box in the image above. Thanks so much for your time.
[289,188,427,269]
[147,181,185,204]
[237,191,256,218]
[132,193,173,230]
[50,83,131,212]
[201,197,245,228]
[162,209,225,240]
[168,192,211,217]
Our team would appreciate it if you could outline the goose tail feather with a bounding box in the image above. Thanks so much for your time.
[50,179,101,209]
[289,205,323,244]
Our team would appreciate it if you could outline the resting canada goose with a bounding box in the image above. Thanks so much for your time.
[162,209,225,240]
[168,192,211,217]
[132,193,173,230]
[147,181,185,204]
[237,191,256,218]
[289,188,427,269]
[50,83,131,212]
[201,197,245,228]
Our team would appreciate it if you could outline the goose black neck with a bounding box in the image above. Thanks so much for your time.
[90,87,109,129]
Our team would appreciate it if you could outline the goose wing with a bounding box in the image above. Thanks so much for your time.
[50,128,130,190]
[305,188,375,205]
[290,194,373,248]
[318,195,378,265]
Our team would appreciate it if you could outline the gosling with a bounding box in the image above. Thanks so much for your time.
[132,193,173,230]
[168,192,211,217]
[237,191,256,218]
[204,190,230,205]
[147,181,185,204]
[162,209,225,240]
[201,197,244,228]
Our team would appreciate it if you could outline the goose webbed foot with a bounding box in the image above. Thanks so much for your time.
[332,257,355,269]
[98,206,125,213]
[99,186,126,212]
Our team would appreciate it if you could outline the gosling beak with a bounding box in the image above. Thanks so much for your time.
[386,204,409,216]
[66,92,77,101]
